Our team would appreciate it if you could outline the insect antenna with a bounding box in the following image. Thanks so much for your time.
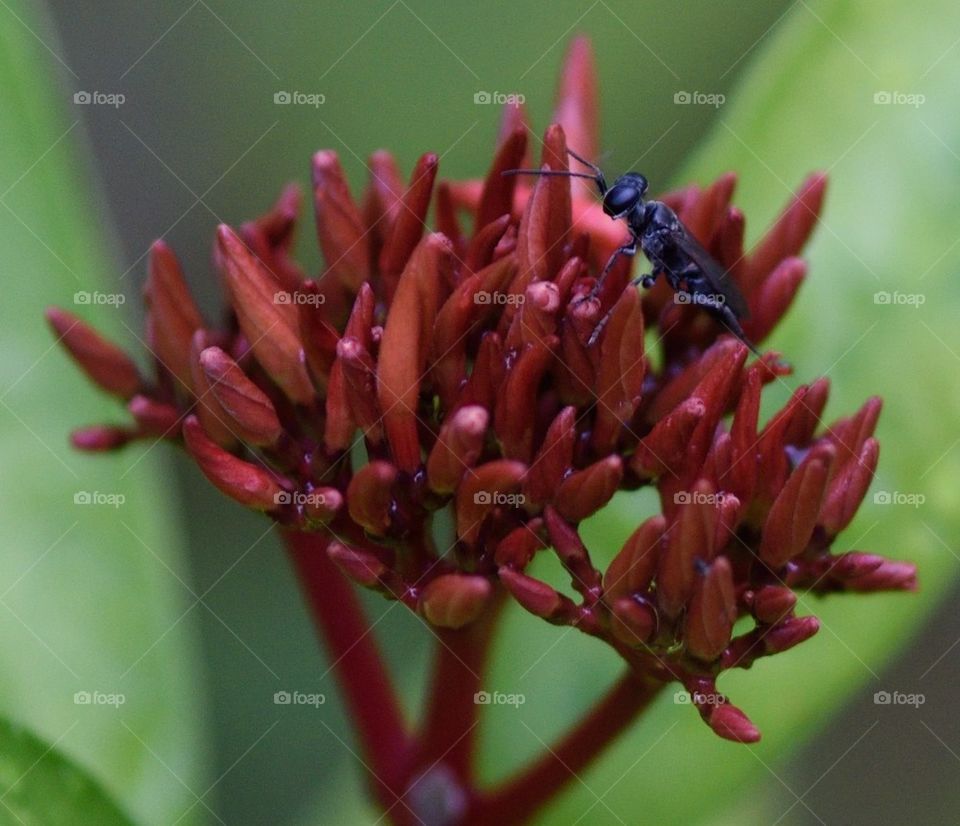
[501,168,600,181]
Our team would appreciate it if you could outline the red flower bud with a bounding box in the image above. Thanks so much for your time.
[553,455,623,523]
[420,573,492,629]
[200,346,284,446]
[685,557,737,662]
[144,240,203,392]
[182,415,286,510]
[347,461,397,536]
[427,405,490,495]
[217,225,315,405]
[46,308,142,399]
[311,150,369,290]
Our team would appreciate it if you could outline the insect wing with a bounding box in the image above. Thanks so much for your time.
[674,225,750,319]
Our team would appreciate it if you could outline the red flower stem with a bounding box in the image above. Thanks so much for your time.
[282,528,410,811]
[414,592,506,785]
[466,671,664,825]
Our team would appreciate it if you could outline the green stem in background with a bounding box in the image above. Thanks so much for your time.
[466,672,664,826]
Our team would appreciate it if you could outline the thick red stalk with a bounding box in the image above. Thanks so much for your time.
[467,672,664,826]
[415,593,505,784]
[282,529,410,811]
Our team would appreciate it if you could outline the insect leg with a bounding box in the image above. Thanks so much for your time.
[633,267,662,289]
[574,240,638,309]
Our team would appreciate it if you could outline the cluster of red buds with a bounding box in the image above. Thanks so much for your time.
[47,35,915,824]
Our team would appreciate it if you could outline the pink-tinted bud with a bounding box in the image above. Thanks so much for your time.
[427,405,490,495]
[311,150,369,290]
[554,455,623,523]
[685,557,737,662]
[455,460,527,546]
[420,573,493,629]
[820,438,879,535]
[759,447,834,567]
[200,346,284,446]
[609,596,658,647]
[493,520,544,568]
[377,233,451,473]
[128,395,180,437]
[379,153,439,295]
[182,415,285,510]
[603,515,665,603]
[499,567,573,622]
[70,425,133,451]
[707,702,761,744]
[751,586,797,624]
[217,225,315,405]
[327,541,387,589]
[347,461,397,536]
[144,240,203,391]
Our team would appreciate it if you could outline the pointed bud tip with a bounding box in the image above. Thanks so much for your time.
[709,703,762,744]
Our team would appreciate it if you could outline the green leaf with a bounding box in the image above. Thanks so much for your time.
[0,4,205,824]
[0,716,135,825]
[481,0,959,822]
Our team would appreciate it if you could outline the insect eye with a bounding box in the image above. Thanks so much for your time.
[603,185,639,215]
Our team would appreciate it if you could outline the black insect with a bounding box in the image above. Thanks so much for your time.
[504,149,757,352]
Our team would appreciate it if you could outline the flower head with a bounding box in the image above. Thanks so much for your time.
[49,35,915,745]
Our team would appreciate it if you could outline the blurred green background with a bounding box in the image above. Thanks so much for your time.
[1,0,958,823]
